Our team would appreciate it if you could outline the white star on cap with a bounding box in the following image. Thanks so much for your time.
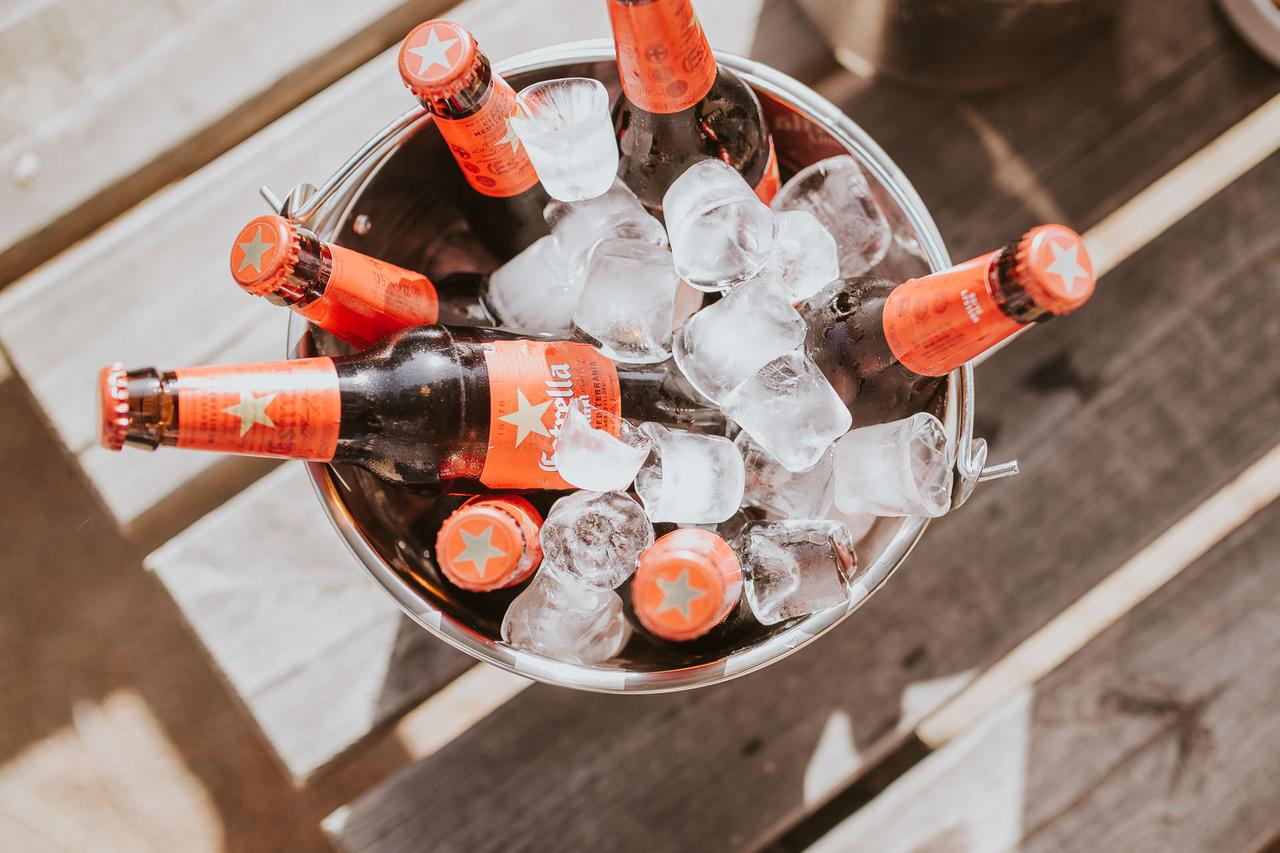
[655,569,707,622]
[237,226,274,274]
[497,389,551,447]
[409,27,459,76]
[452,525,508,578]
[222,391,278,437]
[1043,240,1089,296]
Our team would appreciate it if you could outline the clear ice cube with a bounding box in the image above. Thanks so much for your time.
[754,210,840,302]
[501,567,629,665]
[546,178,667,285]
[573,238,679,363]
[553,398,651,492]
[721,349,852,472]
[511,78,618,202]
[633,422,745,524]
[741,520,859,625]
[671,277,806,403]
[833,412,952,517]
[664,158,776,290]
[772,155,890,277]
[736,432,834,519]
[486,235,578,333]
[539,490,654,590]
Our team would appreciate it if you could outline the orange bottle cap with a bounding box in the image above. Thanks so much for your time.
[98,362,129,451]
[230,215,299,297]
[633,529,743,641]
[398,20,479,100]
[1014,224,1095,315]
[436,496,543,592]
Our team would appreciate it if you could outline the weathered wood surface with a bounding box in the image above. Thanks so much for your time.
[810,498,1280,853]
[0,0,461,288]
[144,464,473,782]
[326,51,1280,853]
[0,0,827,536]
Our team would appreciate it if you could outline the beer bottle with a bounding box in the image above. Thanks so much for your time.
[398,20,549,257]
[230,215,495,349]
[99,325,719,493]
[434,495,544,591]
[799,224,1097,423]
[631,528,743,642]
[608,0,780,209]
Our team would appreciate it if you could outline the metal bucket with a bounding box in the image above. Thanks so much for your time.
[274,40,1009,693]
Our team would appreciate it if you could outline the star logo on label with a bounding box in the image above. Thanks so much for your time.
[497,389,551,447]
[1043,240,1089,296]
[409,27,459,77]
[236,226,275,275]
[655,568,707,623]
[498,117,524,155]
[452,524,508,579]
[222,390,278,437]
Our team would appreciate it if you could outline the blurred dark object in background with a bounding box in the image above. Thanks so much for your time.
[794,0,1116,92]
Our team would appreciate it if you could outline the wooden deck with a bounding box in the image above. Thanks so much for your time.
[1,0,1277,850]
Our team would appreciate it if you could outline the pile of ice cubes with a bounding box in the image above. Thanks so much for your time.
[478,79,949,665]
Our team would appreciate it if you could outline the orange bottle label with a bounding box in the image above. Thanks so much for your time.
[753,138,781,204]
[610,0,717,114]
[436,76,540,198]
[882,251,1023,376]
[298,245,439,349]
[174,358,341,460]
[480,340,621,489]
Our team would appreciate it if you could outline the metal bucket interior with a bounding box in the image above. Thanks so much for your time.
[284,41,963,693]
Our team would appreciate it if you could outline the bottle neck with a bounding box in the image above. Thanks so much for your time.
[609,0,718,114]
[119,358,342,461]
[880,246,1045,377]
[277,229,442,349]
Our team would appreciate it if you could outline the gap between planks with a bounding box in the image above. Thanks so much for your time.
[973,90,1280,366]
[323,89,1280,798]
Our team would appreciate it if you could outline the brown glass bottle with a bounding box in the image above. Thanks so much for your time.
[100,326,720,494]
[398,19,549,258]
[608,0,779,210]
[231,214,496,349]
[798,225,1097,423]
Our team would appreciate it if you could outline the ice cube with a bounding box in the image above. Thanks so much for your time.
[664,158,776,290]
[553,398,651,492]
[754,210,840,301]
[546,178,667,284]
[772,155,890,277]
[633,423,745,524]
[486,235,578,333]
[826,506,877,544]
[833,412,952,517]
[671,277,805,403]
[736,432,834,519]
[501,567,629,664]
[721,349,852,472]
[573,238,679,363]
[741,520,858,625]
[539,490,654,590]
[511,78,618,202]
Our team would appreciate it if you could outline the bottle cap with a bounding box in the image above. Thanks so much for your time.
[98,362,130,451]
[435,496,543,592]
[1012,224,1095,315]
[633,529,743,641]
[398,20,480,100]
[230,215,299,297]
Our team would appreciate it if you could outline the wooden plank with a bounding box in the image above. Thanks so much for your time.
[143,463,473,782]
[0,0,820,535]
[326,127,1280,853]
[806,472,1280,853]
[0,0,462,287]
